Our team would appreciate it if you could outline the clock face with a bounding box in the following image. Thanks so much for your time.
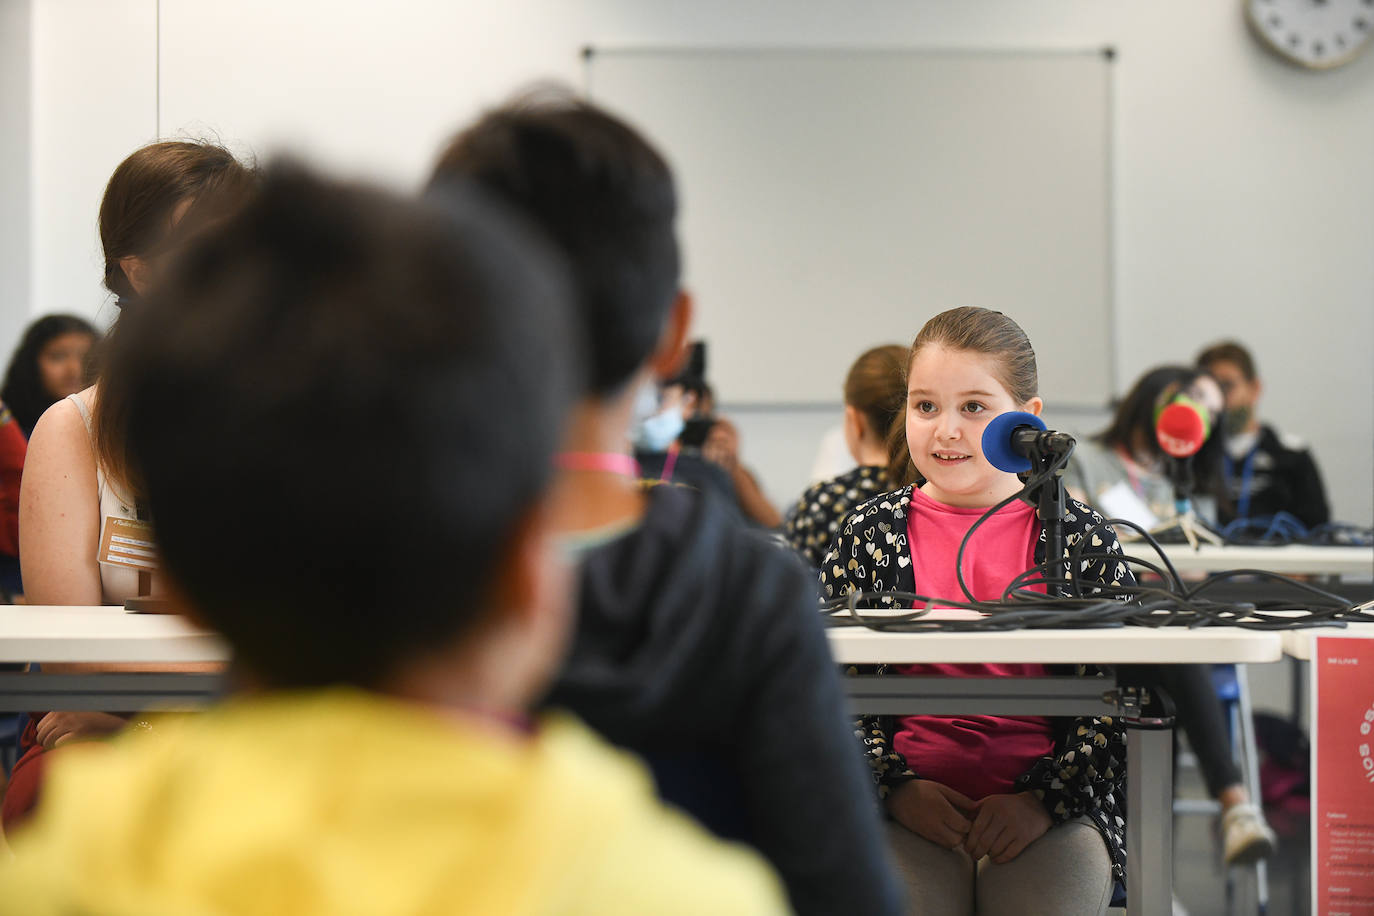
[1245,0,1374,69]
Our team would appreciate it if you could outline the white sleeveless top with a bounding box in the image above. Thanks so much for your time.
[67,393,146,604]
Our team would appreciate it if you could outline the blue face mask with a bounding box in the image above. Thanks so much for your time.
[631,383,685,452]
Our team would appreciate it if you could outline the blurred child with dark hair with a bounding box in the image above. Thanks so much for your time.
[431,89,900,915]
[0,165,785,913]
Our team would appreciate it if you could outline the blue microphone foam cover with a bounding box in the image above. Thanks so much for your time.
[981,410,1047,473]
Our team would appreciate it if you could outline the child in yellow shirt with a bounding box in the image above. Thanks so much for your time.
[0,164,786,915]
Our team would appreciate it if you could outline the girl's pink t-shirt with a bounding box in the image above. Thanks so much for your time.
[892,486,1057,800]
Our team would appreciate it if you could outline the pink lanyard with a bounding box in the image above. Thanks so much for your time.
[554,452,641,478]
[658,443,680,482]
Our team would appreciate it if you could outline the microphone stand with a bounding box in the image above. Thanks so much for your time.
[1148,457,1223,550]
[1022,442,1072,598]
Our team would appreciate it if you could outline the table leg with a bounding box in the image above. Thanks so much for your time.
[1127,717,1174,916]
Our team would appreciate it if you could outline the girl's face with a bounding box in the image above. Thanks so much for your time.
[38,332,94,401]
[906,343,1042,508]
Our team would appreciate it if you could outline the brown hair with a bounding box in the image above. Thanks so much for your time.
[1196,340,1257,382]
[885,306,1039,487]
[844,344,907,438]
[93,141,256,499]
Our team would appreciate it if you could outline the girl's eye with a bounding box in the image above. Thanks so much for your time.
[963,402,986,414]
[915,400,937,414]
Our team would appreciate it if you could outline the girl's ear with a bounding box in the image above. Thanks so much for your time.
[120,255,153,297]
[843,404,865,441]
[1024,396,1044,417]
[842,405,864,462]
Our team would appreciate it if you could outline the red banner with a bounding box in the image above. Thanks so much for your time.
[1314,636,1374,915]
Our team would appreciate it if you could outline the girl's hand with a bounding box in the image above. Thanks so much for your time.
[34,711,128,750]
[886,779,976,849]
[963,791,1052,863]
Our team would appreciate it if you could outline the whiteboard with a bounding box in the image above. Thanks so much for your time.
[586,48,1113,407]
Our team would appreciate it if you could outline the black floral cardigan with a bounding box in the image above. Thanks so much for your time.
[819,485,1136,886]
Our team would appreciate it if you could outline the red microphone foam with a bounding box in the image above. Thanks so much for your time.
[1155,402,1207,458]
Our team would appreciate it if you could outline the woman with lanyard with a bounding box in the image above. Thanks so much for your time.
[4,141,255,834]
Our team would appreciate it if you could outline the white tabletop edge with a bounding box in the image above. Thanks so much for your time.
[1150,544,1372,576]
[826,626,1284,665]
[1280,626,1374,661]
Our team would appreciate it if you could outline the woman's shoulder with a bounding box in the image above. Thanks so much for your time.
[29,389,96,449]
[802,465,886,505]
[837,485,913,536]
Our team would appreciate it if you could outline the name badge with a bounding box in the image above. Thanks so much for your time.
[98,516,159,571]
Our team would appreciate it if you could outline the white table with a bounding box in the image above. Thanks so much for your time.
[0,605,226,664]
[1152,543,1372,578]
[0,607,1287,916]
[0,605,226,711]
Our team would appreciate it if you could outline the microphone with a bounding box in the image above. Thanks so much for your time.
[1154,396,1212,459]
[982,411,1076,474]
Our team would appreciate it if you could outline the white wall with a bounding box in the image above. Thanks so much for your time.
[30,0,157,329]
[0,0,32,354]
[9,0,1373,522]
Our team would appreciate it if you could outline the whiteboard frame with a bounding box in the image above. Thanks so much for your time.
[583,44,1119,410]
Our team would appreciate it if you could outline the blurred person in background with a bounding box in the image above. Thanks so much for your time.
[1196,341,1329,531]
[0,315,99,595]
[4,140,255,833]
[1065,365,1276,867]
[782,344,906,570]
[636,342,782,528]
[432,91,901,915]
[0,164,786,914]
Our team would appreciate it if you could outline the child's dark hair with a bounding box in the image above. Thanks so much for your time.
[886,307,1038,488]
[1196,340,1258,382]
[0,314,98,436]
[111,163,580,689]
[428,87,680,397]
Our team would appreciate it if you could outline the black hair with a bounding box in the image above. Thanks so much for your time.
[1196,340,1258,382]
[1,314,99,436]
[1095,365,1227,505]
[429,87,680,397]
[111,163,580,689]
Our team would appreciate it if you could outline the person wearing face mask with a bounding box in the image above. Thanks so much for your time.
[638,349,782,529]
[1196,341,1330,531]
[630,376,747,525]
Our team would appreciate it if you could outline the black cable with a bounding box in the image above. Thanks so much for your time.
[953,449,1072,603]
[820,438,1369,634]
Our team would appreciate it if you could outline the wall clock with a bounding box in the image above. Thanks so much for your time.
[1244,0,1374,69]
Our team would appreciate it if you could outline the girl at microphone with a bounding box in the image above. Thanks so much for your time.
[820,307,1129,916]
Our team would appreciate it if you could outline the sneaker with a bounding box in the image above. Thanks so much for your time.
[1222,802,1277,865]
